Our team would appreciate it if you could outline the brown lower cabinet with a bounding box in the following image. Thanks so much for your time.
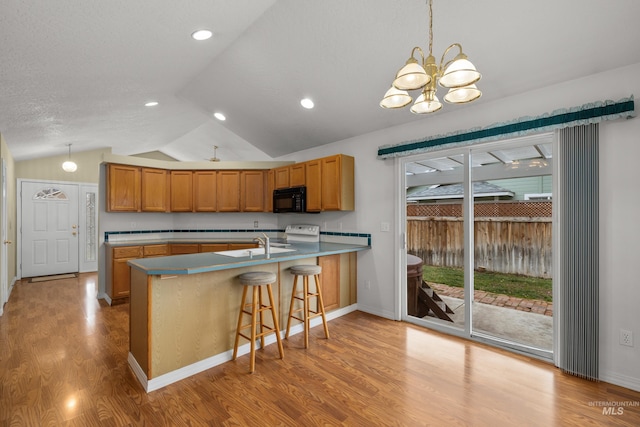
[106,242,258,302]
[107,246,143,301]
[318,254,340,311]
[106,243,351,306]
[170,244,200,255]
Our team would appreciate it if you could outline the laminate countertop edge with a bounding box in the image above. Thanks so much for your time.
[127,242,370,276]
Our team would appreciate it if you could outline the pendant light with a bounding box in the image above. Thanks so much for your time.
[62,144,77,173]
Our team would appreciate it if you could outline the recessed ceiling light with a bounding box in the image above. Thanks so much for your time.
[214,112,226,121]
[301,98,314,109]
[191,29,213,41]
[145,101,159,107]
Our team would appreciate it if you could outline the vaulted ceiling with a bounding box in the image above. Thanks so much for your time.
[2,0,640,163]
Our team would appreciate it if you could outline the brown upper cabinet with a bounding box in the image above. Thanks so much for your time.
[170,170,193,212]
[321,154,354,211]
[305,159,322,212]
[266,169,275,213]
[107,164,141,212]
[193,171,217,212]
[217,170,241,212]
[290,163,306,188]
[106,153,353,214]
[241,170,266,212]
[141,168,169,212]
[274,166,290,189]
[267,154,354,212]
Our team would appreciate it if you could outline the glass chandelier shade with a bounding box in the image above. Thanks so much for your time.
[443,84,482,104]
[438,54,481,88]
[393,58,431,90]
[380,86,413,109]
[410,89,442,114]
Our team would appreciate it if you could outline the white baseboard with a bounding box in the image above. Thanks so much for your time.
[128,303,359,392]
[355,303,396,320]
[600,372,640,392]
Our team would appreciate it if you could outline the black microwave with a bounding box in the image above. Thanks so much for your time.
[273,186,306,213]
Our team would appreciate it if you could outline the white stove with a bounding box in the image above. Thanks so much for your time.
[284,224,320,243]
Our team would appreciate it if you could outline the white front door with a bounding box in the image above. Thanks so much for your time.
[1,160,8,314]
[21,182,79,278]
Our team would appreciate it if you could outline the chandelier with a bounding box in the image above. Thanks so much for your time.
[380,0,482,114]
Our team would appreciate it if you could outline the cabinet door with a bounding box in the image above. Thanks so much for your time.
[290,164,306,187]
[170,244,199,255]
[194,171,217,212]
[217,171,241,212]
[318,254,340,311]
[111,246,142,299]
[274,166,290,189]
[321,154,354,211]
[143,244,170,257]
[321,156,341,211]
[199,243,229,253]
[112,258,134,298]
[141,168,169,212]
[170,171,193,212]
[107,164,140,212]
[305,159,322,212]
[241,170,265,212]
[266,169,275,213]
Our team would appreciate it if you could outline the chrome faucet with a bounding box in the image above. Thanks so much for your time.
[254,233,271,258]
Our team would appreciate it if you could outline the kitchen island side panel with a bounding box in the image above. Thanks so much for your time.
[149,264,280,378]
[130,268,150,376]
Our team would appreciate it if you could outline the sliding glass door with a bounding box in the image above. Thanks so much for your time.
[405,154,465,331]
[403,134,554,358]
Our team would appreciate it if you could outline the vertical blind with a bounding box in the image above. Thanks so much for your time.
[557,123,599,380]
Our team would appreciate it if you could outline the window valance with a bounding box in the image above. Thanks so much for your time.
[377,96,635,159]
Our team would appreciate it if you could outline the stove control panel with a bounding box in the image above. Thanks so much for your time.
[285,224,320,242]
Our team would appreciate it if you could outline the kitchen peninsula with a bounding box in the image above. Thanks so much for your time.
[126,237,369,392]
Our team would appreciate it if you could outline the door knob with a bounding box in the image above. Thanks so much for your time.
[72,232,77,236]
[72,224,77,229]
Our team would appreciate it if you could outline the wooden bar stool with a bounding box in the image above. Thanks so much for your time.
[285,265,329,348]
[232,271,284,373]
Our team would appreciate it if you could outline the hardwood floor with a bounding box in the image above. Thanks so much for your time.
[1,272,639,426]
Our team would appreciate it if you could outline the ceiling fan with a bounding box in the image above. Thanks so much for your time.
[208,145,221,162]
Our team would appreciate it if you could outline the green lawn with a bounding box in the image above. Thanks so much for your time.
[422,265,553,302]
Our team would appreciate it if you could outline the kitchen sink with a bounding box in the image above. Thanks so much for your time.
[215,247,296,258]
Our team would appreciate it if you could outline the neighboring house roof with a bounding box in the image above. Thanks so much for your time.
[407,182,515,202]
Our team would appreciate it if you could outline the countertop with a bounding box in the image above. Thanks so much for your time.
[127,241,370,275]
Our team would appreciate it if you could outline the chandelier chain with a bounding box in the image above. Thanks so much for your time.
[428,0,433,56]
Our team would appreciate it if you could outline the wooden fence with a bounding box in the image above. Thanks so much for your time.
[407,217,552,278]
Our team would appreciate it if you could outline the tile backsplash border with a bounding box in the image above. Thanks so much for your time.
[104,229,371,246]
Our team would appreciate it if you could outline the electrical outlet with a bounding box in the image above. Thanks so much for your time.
[253,221,259,228]
[366,280,371,290]
[620,329,633,347]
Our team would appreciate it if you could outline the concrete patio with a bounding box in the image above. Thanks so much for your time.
[424,283,553,351]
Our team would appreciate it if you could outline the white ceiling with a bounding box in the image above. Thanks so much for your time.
[2,0,640,163]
